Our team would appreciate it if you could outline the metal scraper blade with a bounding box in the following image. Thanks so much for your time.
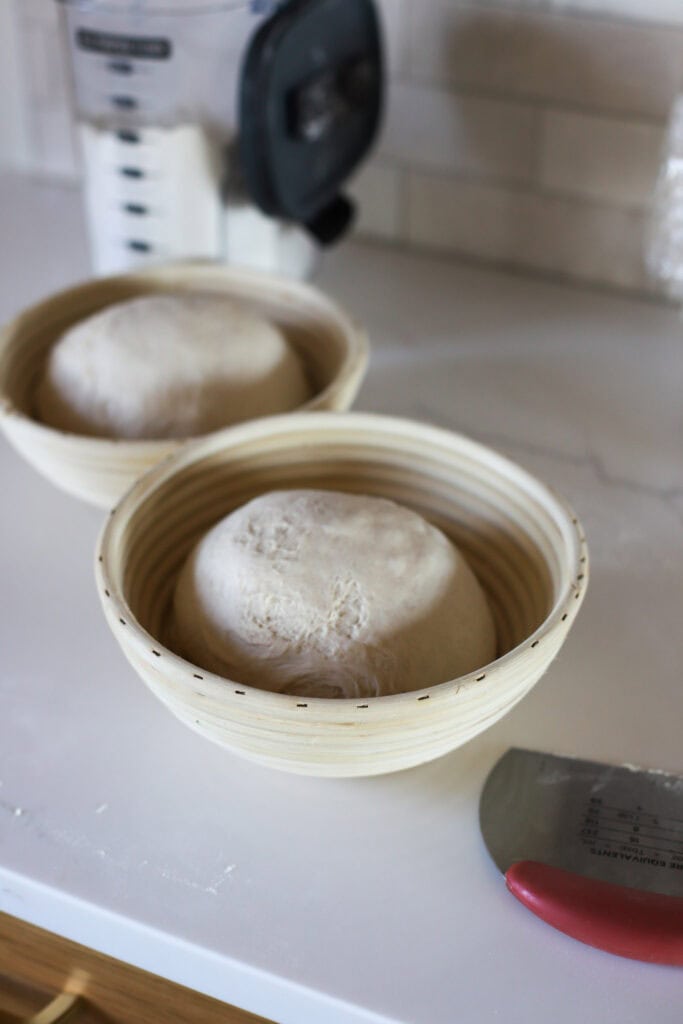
[480,748,683,899]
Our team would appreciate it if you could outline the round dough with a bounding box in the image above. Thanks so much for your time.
[37,292,311,439]
[173,489,497,699]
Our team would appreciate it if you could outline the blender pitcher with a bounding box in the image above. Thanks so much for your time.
[58,0,278,275]
[58,0,384,277]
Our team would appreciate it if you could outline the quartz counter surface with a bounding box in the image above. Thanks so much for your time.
[1,173,682,1024]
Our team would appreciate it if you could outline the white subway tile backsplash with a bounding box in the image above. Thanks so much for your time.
[0,1,30,169]
[349,160,403,239]
[379,82,540,184]
[407,2,683,119]
[15,0,60,28]
[375,0,407,75]
[517,186,648,287]
[467,0,683,24]
[406,171,649,290]
[407,174,518,260]
[23,23,53,104]
[33,107,79,180]
[540,111,664,206]
[550,1,683,27]
[12,0,78,178]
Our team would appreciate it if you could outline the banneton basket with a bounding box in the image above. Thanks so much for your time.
[96,412,589,778]
[0,262,368,507]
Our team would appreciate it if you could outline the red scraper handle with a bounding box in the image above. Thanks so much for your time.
[506,860,683,966]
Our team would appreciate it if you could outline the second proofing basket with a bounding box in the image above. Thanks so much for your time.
[96,412,589,777]
[0,262,368,506]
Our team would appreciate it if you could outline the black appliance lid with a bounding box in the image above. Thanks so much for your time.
[239,0,383,245]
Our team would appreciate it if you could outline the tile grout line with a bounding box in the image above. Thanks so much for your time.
[390,73,671,129]
[454,0,683,34]
[377,158,656,216]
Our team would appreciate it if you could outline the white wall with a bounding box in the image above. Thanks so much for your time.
[1,0,78,178]
[0,0,31,170]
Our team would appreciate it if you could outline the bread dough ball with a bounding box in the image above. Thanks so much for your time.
[173,489,497,699]
[37,292,311,439]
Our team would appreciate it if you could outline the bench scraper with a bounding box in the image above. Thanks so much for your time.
[480,748,683,964]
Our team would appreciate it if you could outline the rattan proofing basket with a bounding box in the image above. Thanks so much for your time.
[96,411,588,777]
[0,263,368,507]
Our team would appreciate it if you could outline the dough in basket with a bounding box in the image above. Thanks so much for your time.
[37,292,311,439]
[173,489,497,699]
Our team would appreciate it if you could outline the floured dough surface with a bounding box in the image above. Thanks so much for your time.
[173,489,497,699]
[37,292,311,439]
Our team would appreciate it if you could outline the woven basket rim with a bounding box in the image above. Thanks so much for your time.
[96,410,589,712]
[0,261,369,442]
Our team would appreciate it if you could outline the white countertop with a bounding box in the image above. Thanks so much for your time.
[1,173,682,1023]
